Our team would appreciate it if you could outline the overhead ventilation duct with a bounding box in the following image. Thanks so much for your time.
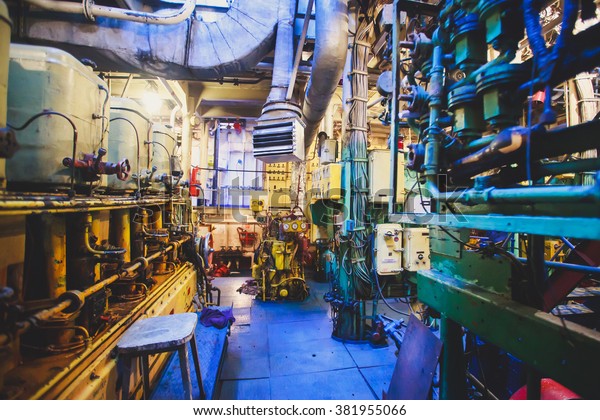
[301,0,348,150]
[15,0,279,79]
[252,0,305,163]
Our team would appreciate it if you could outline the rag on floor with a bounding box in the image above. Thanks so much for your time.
[199,307,235,329]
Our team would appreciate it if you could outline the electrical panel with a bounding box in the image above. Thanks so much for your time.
[402,227,430,272]
[320,139,338,164]
[374,223,403,276]
[311,163,342,201]
[368,149,405,204]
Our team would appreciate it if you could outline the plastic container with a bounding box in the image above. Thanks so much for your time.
[107,97,152,191]
[6,44,108,190]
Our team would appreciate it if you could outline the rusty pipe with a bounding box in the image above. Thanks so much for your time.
[0,235,190,344]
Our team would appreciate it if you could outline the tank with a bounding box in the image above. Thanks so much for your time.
[107,97,152,192]
[0,1,11,188]
[151,124,177,192]
[6,44,108,191]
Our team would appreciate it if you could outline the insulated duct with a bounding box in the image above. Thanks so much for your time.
[252,0,305,163]
[15,0,279,79]
[302,0,348,149]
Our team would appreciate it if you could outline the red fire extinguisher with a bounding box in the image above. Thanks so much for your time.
[190,167,201,197]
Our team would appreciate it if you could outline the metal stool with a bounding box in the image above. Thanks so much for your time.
[117,313,205,400]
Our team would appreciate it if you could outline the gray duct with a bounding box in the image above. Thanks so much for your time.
[302,0,348,149]
[17,0,279,79]
[265,0,297,107]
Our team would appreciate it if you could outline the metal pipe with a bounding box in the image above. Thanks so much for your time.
[302,0,349,148]
[443,178,600,206]
[451,119,600,180]
[264,0,296,106]
[465,372,498,400]
[424,43,444,183]
[24,0,196,25]
[440,316,467,399]
[84,214,126,256]
[516,257,600,275]
[491,158,600,185]
[1,234,191,345]
[286,0,313,101]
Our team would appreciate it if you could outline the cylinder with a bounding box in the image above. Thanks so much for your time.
[0,0,11,189]
[151,124,176,192]
[111,209,131,261]
[91,210,110,280]
[107,97,152,192]
[41,214,67,298]
[6,44,108,190]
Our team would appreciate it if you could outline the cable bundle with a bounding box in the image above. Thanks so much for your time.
[345,20,373,299]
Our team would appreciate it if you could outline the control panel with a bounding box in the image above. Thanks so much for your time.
[374,223,403,275]
[402,227,430,272]
[281,216,310,233]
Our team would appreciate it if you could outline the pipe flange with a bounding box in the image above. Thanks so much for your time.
[133,257,149,271]
[58,290,86,314]
[83,0,95,22]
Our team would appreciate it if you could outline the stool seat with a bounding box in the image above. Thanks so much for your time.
[117,312,204,400]
[118,313,198,354]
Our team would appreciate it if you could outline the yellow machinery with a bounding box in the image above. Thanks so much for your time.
[0,41,204,400]
[252,208,310,301]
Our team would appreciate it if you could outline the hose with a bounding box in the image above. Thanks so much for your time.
[8,111,78,196]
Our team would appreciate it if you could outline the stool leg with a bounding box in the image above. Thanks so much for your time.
[189,333,205,399]
[121,355,133,400]
[178,345,193,400]
[141,354,151,400]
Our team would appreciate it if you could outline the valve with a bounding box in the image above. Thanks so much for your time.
[63,148,130,182]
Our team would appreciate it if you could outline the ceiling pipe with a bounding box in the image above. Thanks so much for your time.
[23,0,196,25]
[302,0,349,149]
[259,0,301,120]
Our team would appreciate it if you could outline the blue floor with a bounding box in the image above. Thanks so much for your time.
[215,276,399,400]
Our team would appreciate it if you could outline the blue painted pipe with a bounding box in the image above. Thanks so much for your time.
[517,257,600,275]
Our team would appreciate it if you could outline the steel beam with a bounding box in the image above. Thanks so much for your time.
[417,269,600,399]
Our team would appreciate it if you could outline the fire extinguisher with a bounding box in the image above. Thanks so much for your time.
[190,167,201,197]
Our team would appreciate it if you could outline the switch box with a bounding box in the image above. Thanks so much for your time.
[320,139,338,164]
[374,223,403,276]
[311,163,342,201]
[402,227,430,272]
[368,149,405,204]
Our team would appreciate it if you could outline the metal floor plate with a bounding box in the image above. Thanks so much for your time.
[360,364,396,399]
[269,337,355,377]
[270,368,376,400]
[344,342,399,368]
[220,378,271,400]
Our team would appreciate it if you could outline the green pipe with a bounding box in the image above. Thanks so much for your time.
[440,316,466,399]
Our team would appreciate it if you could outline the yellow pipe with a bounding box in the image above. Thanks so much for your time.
[42,215,67,298]
[1,233,191,345]
[152,205,163,229]
[112,209,131,261]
